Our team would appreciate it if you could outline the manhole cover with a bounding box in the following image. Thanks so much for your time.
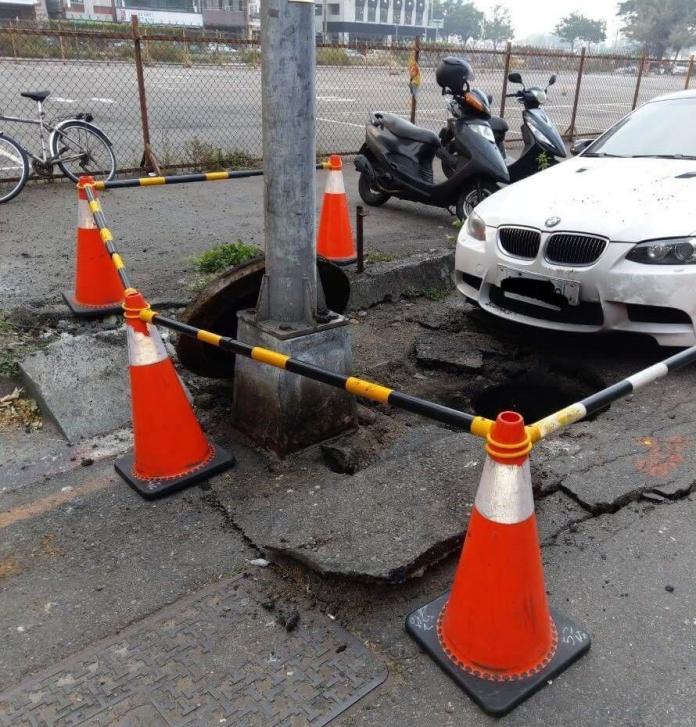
[472,368,605,423]
[0,573,386,727]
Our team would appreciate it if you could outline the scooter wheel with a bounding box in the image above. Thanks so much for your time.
[358,173,390,207]
[456,180,498,221]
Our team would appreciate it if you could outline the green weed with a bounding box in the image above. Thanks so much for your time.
[192,241,261,275]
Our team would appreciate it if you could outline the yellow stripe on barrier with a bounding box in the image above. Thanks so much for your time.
[111,253,125,270]
[139,309,156,323]
[88,199,102,214]
[198,329,222,346]
[251,347,290,368]
[140,177,166,186]
[470,416,494,439]
[100,228,113,243]
[93,181,105,191]
[205,171,230,181]
[345,377,392,403]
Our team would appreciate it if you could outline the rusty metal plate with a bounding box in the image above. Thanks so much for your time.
[0,573,387,726]
[176,257,350,379]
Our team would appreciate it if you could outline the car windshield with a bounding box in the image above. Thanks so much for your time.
[585,97,696,159]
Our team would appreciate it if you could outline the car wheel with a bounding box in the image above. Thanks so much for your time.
[456,180,498,220]
[358,172,390,206]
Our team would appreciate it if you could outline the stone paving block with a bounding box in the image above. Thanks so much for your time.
[19,330,129,443]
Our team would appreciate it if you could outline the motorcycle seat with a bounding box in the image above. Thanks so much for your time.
[377,113,441,146]
[489,116,509,134]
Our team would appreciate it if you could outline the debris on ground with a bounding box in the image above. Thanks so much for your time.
[0,387,42,432]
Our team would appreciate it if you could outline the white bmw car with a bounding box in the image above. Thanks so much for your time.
[455,89,696,347]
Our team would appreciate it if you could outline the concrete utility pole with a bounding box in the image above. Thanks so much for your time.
[233,0,355,455]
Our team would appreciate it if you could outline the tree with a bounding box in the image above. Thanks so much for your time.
[483,4,514,48]
[442,1,484,42]
[554,12,607,51]
[617,0,696,58]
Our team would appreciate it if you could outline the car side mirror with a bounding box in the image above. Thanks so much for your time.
[507,71,522,84]
[548,74,557,86]
[570,139,595,156]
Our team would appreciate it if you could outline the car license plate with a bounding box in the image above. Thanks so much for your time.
[497,266,581,307]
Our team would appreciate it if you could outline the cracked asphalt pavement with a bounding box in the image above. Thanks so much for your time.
[2,179,696,724]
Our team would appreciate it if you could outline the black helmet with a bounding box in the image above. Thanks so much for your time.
[436,57,474,95]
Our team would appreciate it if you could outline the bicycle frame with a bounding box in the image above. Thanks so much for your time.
[0,101,86,166]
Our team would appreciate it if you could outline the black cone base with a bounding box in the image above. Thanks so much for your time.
[62,290,123,318]
[115,444,235,500]
[406,593,590,717]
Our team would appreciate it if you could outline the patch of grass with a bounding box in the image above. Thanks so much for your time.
[420,287,450,301]
[0,314,18,377]
[192,241,261,275]
[186,137,259,171]
[366,251,397,264]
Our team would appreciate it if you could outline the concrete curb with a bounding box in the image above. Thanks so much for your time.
[346,248,455,311]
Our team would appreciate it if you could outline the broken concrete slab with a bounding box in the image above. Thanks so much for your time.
[404,296,472,331]
[414,329,511,373]
[347,249,454,311]
[228,429,484,583]
[536,490,591,545]
[19,329,129,443]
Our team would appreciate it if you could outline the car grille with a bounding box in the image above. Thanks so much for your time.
[545,234,607,266]
[498,227,541,259]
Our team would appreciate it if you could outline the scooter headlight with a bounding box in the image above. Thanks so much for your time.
[465,209,487,241]
[531,88,547,104]
[527,119,553,147]
[469,123,495,142]
[626,238,696,264]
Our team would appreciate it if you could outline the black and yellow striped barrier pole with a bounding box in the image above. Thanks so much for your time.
[93,163,333,191]
[82,184,133,292]
[138,308,495,438]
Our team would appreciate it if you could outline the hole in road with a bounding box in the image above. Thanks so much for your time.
[470,368,606,423]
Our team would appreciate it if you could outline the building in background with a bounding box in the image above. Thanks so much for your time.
[115,0,203,27]
[315,0,434,43]
[1,0,48,21]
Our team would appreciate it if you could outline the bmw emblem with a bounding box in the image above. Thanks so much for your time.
[545,216,561,228]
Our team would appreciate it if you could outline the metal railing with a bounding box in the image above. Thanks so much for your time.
[1,20,693,175]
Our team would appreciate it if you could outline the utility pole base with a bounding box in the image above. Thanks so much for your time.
[233,310,356,456]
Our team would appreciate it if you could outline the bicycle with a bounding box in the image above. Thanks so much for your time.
[0,90,116,204]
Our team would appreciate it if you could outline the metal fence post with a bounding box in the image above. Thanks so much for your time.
[410,35,420,124]
[632,53,646,110]
[58,32,65,64]
[499,41,512,118]
[131,15,161,175]
[10,25,17,61]
[563,46,585,140]
[685,54,694,90]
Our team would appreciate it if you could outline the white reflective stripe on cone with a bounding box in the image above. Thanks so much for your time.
[474,457,535,524]
[325,170,345,195]
[127,324,169,367]
[78,197,97,229]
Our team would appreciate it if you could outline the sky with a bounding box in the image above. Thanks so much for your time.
[473,0,623,43]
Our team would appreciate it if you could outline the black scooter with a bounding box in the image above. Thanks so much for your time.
[355,87,509,220]
[441,72,566,183]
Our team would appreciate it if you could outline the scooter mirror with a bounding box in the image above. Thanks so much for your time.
[508,72,523,84]
[548,74,557,86]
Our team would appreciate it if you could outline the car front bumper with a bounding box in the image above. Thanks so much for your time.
[455,226,696,347]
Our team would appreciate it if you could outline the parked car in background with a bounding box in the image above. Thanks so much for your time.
[454,89,696,347]
[613,65,638,75]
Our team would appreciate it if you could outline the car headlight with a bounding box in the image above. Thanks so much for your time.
[626,238,696,264]
[469,123,495,142]
[465,209,487,241]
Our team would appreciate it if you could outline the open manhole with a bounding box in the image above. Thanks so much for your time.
[471,368,606,424]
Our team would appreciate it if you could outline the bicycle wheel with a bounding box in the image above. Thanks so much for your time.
[0,134,30,204]
[50,120,116,183]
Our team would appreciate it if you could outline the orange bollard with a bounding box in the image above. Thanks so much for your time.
[406,411,590,717]
[317,155,357,264]
[114,289,235,498]
[62,176,123,317]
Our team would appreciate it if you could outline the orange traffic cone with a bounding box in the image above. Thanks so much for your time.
[317,155,356,264]
[114,289,235,498]
[62,176,123,317]
[406,411,590,717]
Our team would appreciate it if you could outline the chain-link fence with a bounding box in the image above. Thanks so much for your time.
[1,21,694,176]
